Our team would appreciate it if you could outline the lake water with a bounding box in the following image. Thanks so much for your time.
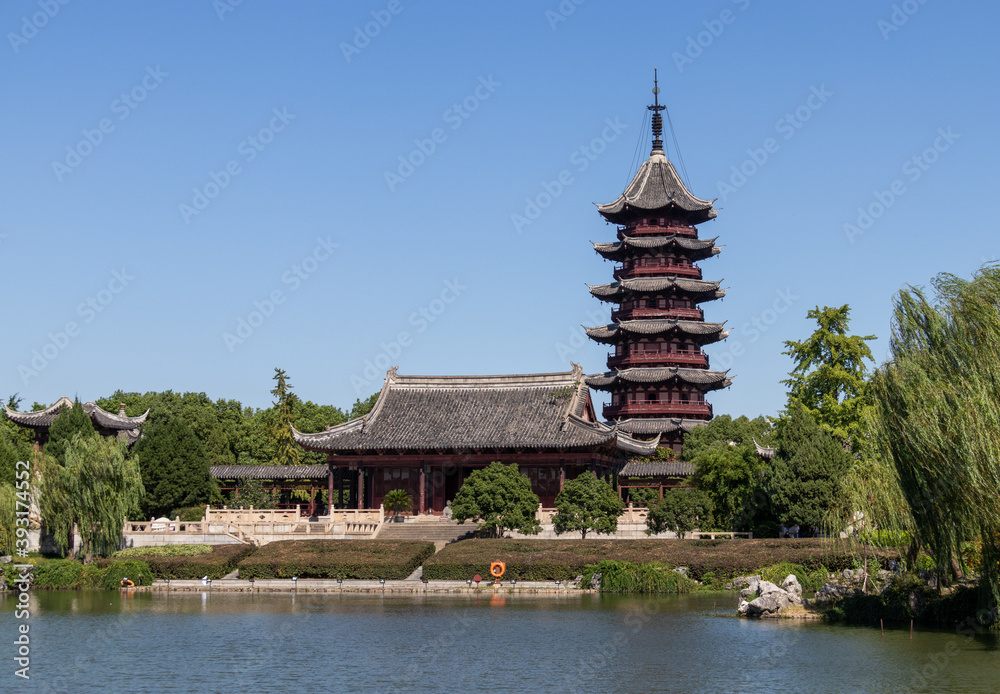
[1,590,998,693]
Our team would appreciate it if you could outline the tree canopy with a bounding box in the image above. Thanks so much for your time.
[782,304,876,442]
[133,413,216,517]
[451,462,541,538]
[552,472,624,539]
[646,488,713,538]
[44,399,96,464]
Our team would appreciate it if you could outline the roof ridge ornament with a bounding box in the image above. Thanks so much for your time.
[648,67,665,155]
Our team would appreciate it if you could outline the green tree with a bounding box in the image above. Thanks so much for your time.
[133,413,216,518]
[451,462,541,538]
[646,488,713,538]
[37,435,144,562]
[270,368,301,466]
[382,489,414,518]
[0,484,16,556]
[627,487,660,507]
[870,265,1000,605]
[552,472,624,539]
[349,392,379,420]
[769,401,851,532]
[782,305,876,442]
[230,479,280,509]
[44,399,96,464]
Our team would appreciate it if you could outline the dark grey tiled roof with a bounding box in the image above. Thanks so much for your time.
[619,461,696,477]
[597,153,716,225]
[753,438,776,460]
[614,418,705,435]
[586,367,732,391]
[3,397,149,431]
[593,236,720,262]
[210,465,330,480]
[292,364,655,455]
[585,319,729,345]
[588,277,725,302]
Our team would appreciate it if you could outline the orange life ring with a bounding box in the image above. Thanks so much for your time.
[490,561,506,578]
[120,578,134,588]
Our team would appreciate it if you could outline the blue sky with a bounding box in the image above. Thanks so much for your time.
[2,0,996,417]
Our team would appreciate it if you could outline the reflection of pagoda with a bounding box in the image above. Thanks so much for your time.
[585,74,731,453]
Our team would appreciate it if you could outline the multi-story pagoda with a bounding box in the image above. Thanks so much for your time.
[585,76,731,452]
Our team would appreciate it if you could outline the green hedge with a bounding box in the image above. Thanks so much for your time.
[237,540,435,580]
[11,559,153,589]
[103,544,255,580]
[582,560,696,594]
[112,544,213,559]
[423,538,896,582]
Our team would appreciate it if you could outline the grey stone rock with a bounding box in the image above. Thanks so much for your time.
[673,567,688,577]
[781,574,803,596]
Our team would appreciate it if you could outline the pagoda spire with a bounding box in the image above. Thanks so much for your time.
[647,68,665,155]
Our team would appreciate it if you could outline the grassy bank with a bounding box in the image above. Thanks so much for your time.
[106,544,255,580]
[3,558,154,590]
[237,540,435,580]
[422,538,897,582]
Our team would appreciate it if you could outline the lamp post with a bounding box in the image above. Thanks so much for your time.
[292,576,298,592]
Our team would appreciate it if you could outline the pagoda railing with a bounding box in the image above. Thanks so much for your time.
[607,351,708,368]
[604,401,713,419]
[614,264,701,280]
[620,224,697,237]
[611,307,703,322]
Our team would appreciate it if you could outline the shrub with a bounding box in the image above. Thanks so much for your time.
[107,544,255,580]
[582,560,695,594]
[31,560,84,588]
[756,561,828,592]
[113,544,213,559]
[169,506,208,522]
[100,560,154,589]
[237,540,434,580]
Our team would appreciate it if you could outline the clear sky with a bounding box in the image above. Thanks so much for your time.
[2,0,997,417]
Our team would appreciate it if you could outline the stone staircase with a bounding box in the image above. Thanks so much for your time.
[376,518,478,545]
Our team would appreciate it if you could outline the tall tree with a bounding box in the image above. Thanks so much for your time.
[782,305,876,442]
[37,435,144,562]
[552,472,624,539]
[646,488,714,538]
[452,462,541,538]
[871,265,1000,606]
[270,368,301,466]
[44,398,96,464]
[769,401,851,532]
[133,413,216,517]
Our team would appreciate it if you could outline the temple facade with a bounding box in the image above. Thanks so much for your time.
[584,78,731,452]
[3,396,149,450]
[292,365,658,512]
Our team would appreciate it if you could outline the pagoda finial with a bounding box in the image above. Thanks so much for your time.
[647,67,665,155]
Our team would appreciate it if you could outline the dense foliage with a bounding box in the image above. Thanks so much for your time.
[37,435,144,561]
[580,560,695,594]
[109,544,255,580]
[451,462,541,538]
[552,472,624,539]
[133,413,216,517]
[870,265,1000,608]
[237,540,434,580]
[43,399,96,464]
[382,489,414,517]
[646,488,713,538]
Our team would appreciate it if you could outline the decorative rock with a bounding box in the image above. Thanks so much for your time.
[781,574,803,597]
[673,567,689,577]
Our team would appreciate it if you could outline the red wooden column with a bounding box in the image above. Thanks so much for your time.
[356,464,364,510]
[327,462,334,513]
[418,462,426,515]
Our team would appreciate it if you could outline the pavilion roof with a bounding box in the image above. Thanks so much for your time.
[613,418,706,436]
[3,397,149,442]
[292,364,659,456]
[585,367,732,391]
[584,319,729,345]
[593,235,720,261]
[588,277,725,303]
[619,460,696,477]
[596,153,717,225]
[210,465,330,480]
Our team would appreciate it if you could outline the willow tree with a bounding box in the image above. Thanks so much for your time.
[871,265,1000,610]
[0,484,17,556]
[37,435,144,562]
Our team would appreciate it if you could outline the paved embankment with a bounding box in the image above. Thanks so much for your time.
[148,578,593,594]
